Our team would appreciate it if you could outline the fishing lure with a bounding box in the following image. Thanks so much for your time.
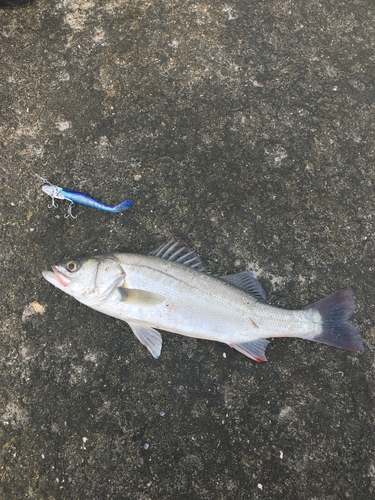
[42,185,132,219]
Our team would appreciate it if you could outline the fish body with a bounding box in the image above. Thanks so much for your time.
[42,185,132,217]
[42,239,363,361]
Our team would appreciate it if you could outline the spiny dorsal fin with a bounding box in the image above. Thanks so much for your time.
[149,238,207,272]
[219,272,267,303]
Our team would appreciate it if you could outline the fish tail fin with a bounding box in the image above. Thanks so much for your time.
[304,288,363,351]
[114,199,132,212]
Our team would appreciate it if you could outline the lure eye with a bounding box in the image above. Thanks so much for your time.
[66,259,81,272]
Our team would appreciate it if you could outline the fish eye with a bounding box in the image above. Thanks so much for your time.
[66,259,81,272]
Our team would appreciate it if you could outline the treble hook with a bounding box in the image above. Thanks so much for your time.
[64,202,78,219]
[48,197,59,209]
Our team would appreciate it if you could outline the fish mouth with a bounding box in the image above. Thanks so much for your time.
[42,265,71,288]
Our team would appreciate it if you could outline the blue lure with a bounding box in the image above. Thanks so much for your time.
[42,185,132,219]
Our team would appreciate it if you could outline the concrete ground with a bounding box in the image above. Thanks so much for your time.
[1,0,375,498]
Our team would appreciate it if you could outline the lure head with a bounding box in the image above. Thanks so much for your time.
[42,185,65,200]
[42,256,126,305]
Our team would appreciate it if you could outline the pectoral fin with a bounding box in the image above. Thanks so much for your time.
[128,322,162,358]
[232,339,269,362]
[117,287,165,306]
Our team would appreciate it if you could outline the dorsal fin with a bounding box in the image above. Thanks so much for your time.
[149,238,207,272]
[219,271,267,303]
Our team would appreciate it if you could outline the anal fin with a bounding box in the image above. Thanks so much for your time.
[128,322,162,358]
[232,339,269,362]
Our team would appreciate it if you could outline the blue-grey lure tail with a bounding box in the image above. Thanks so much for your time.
[42,185,132,218]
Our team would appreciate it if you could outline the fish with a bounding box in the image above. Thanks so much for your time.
[42,185,132,218]
[42,238,364,361]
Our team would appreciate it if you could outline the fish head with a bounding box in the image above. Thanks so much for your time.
[42,185,65,200]
[42,256,125,305]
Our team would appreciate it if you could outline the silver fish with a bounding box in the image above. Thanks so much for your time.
[42,239,363,361]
